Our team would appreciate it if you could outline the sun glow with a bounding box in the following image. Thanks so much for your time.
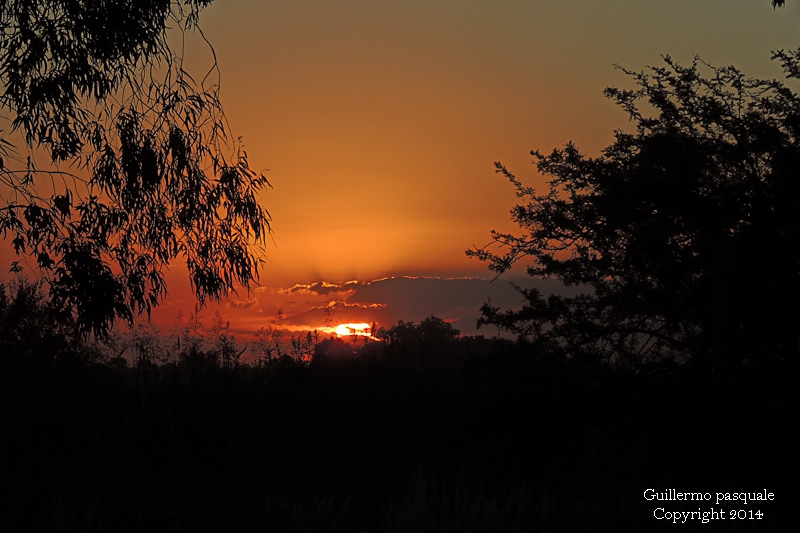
[321,322,374,339]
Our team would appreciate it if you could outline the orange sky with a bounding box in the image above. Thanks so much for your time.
[187,1,799,282]
[4,1,800,337]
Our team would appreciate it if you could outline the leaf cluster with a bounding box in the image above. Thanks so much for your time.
[0,1,270,338]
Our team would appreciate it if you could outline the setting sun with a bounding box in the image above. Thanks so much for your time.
[322,322,374,338]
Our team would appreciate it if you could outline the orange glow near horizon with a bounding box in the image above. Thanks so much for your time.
[321,322,375,339]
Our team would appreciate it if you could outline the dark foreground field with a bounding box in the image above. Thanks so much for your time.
[2,339,798,532]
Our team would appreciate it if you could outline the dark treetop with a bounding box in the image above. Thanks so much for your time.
[469,53,800,372]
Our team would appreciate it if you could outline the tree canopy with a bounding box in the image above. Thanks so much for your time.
[0,0,270,338]
[469,53,800,371]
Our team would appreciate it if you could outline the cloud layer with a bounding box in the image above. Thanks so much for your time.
[268,275,584,335]
[148,271,585,339]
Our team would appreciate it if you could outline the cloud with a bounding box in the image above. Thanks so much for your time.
[282,281,365,296]
[146,273,587,338]
[273,275,585,335]
[284,300,387,328]
[228,298,258,310]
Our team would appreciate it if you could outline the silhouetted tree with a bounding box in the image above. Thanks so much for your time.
[0,0,270,338]
[469,54,800,371]
[0,278,76,361]
[387,316,460,356]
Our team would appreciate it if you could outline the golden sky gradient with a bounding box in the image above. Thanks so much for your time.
[4,1,800,335]
[189,1,800,282]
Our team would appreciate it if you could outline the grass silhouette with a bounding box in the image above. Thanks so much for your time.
[1,281,797,532]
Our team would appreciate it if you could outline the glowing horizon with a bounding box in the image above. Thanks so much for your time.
[320,322,377,340]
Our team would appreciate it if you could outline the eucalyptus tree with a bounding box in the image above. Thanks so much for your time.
[0,1,270,337]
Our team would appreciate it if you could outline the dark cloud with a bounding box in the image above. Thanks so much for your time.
[348,276,580,334]
[277,275,586,335]
[283,281,363,296]
[285,301,386,327]
[228,298,258,310]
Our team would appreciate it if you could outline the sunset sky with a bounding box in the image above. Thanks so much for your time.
[5,1,800,337]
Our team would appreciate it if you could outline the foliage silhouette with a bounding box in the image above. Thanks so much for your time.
[469,54,800,371]
[0,277,76,362]
[387,316,460,349]
[381,316,462,370]
[0,0,270,338]
[3,318,796,531]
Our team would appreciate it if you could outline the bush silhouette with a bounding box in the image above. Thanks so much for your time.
[0,278,76,363]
